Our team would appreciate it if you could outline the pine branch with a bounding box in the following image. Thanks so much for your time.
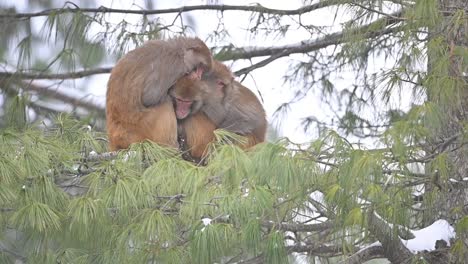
[0,67,112,80]
[287,243,345,254]
[85,151,119,162]
[0,243,26,262]
[350,2,406,20]
[337,244,385,264]
[367,210,413,263]
[239,243,345,263]
[0,1,351,19]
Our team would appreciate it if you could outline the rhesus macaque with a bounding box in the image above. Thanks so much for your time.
[170,61,267,159]
[106,37,213,151]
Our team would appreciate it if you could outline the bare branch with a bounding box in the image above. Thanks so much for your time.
[0,1,351,19]
[219,10,404,61]
[10,80,105,114]
[234,50,289,77]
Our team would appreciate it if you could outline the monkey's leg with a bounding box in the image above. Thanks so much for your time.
[143,101,179,148]
[183,112,216,159]
[107,121,147,151]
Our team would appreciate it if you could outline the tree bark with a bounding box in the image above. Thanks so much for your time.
[424,0,468,225]
[424,0,468,262]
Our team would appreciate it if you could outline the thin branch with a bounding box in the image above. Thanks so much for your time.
[0,1,351,19]
[218,10,404,61]
[234,50,289,77]
[9,80,105,114]
[0,67,112,80]
[261,220,333,232]
[286,243,345,254]
[350,2,406,20]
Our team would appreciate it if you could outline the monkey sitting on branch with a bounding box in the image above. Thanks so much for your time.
[106,37,213,151]
[170,60,267,160]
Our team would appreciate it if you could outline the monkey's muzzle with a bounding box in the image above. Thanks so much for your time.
[174,98,193,119]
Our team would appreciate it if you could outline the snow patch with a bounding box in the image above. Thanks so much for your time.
[309,191,324,202]
[202,218,212,226]
[402,219,455,253]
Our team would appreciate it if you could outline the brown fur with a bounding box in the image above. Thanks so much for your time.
[171,61,267,159]
[180,112,217,158]
[106,37,213,151]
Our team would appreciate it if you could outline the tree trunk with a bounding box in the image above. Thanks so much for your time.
[424,0,467,261]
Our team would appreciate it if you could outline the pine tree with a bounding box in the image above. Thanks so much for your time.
[0,0,466,263]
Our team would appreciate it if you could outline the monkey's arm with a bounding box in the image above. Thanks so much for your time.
[140,47,188,107]
[141,38,213,108]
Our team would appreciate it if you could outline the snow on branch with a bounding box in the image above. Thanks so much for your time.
[367,210,413,263]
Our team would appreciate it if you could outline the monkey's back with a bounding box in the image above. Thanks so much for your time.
[221,81,267,143]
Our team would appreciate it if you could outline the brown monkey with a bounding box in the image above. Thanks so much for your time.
[106,37,213,151]
[170,61,267,159]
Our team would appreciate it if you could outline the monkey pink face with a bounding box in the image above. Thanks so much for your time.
[175,98,193,119]
[170,76,204,119]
